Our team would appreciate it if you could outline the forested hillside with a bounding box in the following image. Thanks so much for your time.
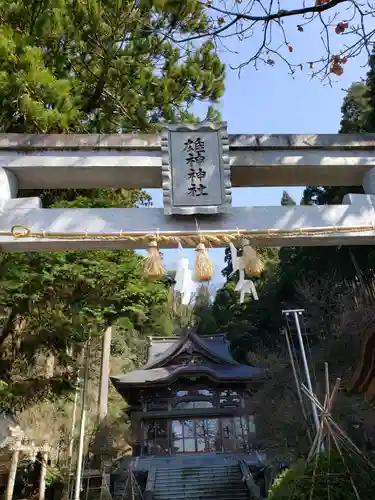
[189,50,375,457]
[0,0,224,451]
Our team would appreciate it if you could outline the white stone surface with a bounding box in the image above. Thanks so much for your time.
[0,167,18,198]
[0,133,375,188]
[342,193,375,206]
[1,205,375,251]
[0,197,41,211]
[362,166,375,194]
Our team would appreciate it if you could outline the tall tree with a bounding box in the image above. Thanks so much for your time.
[192,285,217,335]
[0,0,224,133]
[281,191,296,206]
[0,0,225,411]
[277,49,375,315]
[339,82,369,133]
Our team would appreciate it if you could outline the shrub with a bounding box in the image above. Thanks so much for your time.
[268,450,375,500]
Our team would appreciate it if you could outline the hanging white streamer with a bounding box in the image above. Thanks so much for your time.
[239,279,258,303]
[180,268,196,305]
[174,243,196,304]
[174,258,188,293]
[229,243,258,302]
[229,242,244,276]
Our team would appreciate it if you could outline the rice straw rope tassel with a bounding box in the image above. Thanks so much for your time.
[194,221,214,283]
[241,238,264,277]
[143,231,165,280]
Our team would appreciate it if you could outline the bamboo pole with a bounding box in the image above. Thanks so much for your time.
[74,339,90,500]
[98,327,112,423]
[5,434,22,500]
[39,443,50,500]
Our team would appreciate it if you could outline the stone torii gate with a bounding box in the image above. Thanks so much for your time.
[1,123,375,252]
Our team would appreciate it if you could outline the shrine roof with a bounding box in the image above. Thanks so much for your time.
[145,330,237,369]
[111,329,265,390]
[111,364,264,390]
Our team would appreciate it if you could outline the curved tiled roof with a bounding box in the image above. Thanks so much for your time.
[111,364,265,390]
[111,329,265,391]
[145,330,237,369]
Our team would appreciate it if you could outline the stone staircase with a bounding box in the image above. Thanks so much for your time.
[147,462,250,500]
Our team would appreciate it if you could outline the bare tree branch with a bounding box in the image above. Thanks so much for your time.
[204,0,349,23]
[160,0,375,80]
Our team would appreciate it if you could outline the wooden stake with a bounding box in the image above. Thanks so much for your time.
[98,326,112,423]
[74,339,90,500]
[5,437,21,500]
[39,443,49,500]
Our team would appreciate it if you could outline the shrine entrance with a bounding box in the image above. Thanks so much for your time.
[2,125,374,500]
[0,127,375,255]
[111,331,263,458]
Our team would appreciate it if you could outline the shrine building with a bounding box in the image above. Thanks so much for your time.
[110,328,268,500]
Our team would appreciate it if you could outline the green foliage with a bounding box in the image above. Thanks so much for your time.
[0,0,224,133]
[276,47,375,317]
[192,285,217,335]
[0,191,171,410]
[280,191,296,206]
[0,0,225,412]
[45,465,64,488]
[211,250,283,360]
[339,82,369,133]
[268,452,375,500]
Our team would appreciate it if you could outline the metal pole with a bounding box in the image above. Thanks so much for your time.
[68,384,79,460]
[74,341,90,500]
[67,379,80,500]
[291,310,321,435]
[283,328,312,444]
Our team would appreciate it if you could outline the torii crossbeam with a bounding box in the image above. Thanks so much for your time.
[1,128,375,251]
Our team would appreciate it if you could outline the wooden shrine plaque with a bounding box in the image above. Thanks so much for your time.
[161,122,232,215]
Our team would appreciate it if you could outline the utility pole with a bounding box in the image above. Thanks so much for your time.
[282,309,321,436]
[98,326,112,423]
[74,339,90,500]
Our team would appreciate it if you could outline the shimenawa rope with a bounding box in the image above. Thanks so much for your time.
[7,223,375,246]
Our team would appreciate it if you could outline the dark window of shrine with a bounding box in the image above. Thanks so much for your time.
[174,400,214,410]
[143,420,169,455]
[145,392,169,411]
[146,399,169,411]
[173,389,216,408]
[196,419,217,452]
[172,418,219,453]
[219,389,241,408]
[175,389,214,398]
[176,390,189,398]
[221,416,256,452]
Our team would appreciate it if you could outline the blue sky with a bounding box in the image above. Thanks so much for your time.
[146,27,370,287]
